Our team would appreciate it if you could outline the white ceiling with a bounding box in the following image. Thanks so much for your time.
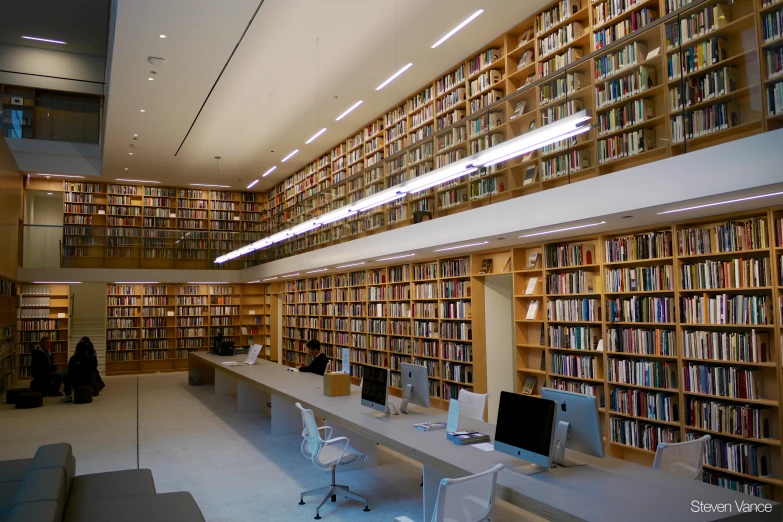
[103,0,548,190]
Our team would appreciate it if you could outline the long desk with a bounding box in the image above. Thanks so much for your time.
[189,352,781,522]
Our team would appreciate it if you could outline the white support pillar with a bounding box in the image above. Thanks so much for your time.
[271,394,302,436]
[214,370,237,397]
[237,380,268,412]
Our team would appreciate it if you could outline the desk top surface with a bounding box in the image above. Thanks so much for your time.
[191,352,781,522]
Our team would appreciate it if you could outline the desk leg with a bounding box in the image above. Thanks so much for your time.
[214,371,237,396]
[423,464,446,522]
[329,424,377,471]
[271,395,301,436]
[237,381,268,412]
[188,355,214,385]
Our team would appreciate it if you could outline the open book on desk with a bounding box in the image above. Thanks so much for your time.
[221,344,262,367]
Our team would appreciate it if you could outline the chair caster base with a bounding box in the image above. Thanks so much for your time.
[363,506,371,512]
[314,515,321,520]
[331,495,336,502]
[298,500,305,505]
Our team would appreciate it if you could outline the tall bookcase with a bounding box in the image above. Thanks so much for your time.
[760,0,783,130]
[239,283,272,360]
[0,278,17,393]
[17,284,70,379]
[106,284,141,374]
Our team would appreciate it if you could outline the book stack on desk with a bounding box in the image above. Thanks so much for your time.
[447,431,491,445]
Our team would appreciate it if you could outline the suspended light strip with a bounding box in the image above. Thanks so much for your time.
[282,273,301,278]
[306,268,328,274]
[246,179,259,189]
[336,100,363,121]
[116,178,160,183]
[377,253,416,261]
[247,280,261,284]
[657,191,783,215]
[30,173,85,178]
[23,36,66,44]
[520,221,607,238]
[376,63,413,91]
[32,281,81,284]
[336,262,365,269]
[262,166,277,177]
[262,277,278,281]
[214,111,593,263]
[305,128,327,144]
[114,282,160,284]
[281,150,299,162]
[189,184,230,188]
[431,9,484,48]
[434,241,488,252]
[187,281,230,284]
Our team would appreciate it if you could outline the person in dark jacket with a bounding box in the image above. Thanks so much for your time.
[30,337,64,396]
[80,336,105,392]
[298,339,329,375]
[61,340,97,403]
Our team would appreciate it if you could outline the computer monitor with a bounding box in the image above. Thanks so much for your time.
[361,366,389,413]
[399,363,430,413]
[494,391,556,472]
[541,387,604,466]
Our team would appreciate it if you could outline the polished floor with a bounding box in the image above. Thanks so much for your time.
[0,373,544,521]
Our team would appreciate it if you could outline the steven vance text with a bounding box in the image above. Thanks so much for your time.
[691,500,774,514]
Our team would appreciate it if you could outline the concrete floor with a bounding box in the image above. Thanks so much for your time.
[0,373,546,522]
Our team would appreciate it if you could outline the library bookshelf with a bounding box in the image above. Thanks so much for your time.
[17,284,70,380]
[0,278,17,394]
[105,283,272,376]
[510,207,783,500]
[280,256,486,410]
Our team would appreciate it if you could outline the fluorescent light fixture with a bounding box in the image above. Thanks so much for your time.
[247,280,261,284]
[315,210,351,227]
[32,281,81,284]
[22,36,66,44]
[281,149,299,162]
[262,277,278,281]
[187,282,230,284]
[247,179,259,189]
[128,152,134,155]
[657,191,783,215]
[336,262,365,269]
[148,77,154,81]
[114,282,160,284]
[398,163,478,194]
[282,273,301,278]
[351,189,406,212]
[189,183,230,188]
[262,166,277,177]
[434,241,489,252]
[336,100,363,121]
[140,109,145,112]
[133,134,138,137]
[30,173,85,179]
[376,63,413,91]
[431,9,484,48]
[305,128,327,144]
[377,253,416,261]
[159,34,167,38]
[46,192,53,195]
[520,221,607,238]
[116,179,160,183]
[306,268,328,274]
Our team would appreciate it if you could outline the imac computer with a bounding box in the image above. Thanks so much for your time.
[399,362,430,413]
[541,387,604,467]
[361,366,391,415]
[494,391,556,474]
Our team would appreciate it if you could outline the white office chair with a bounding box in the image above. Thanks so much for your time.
[652,435,711,479]
[295,402,370,519]
[458,389,488,421]
[395,464,504,522]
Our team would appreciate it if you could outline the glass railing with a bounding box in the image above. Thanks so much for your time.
[1,92,102,145]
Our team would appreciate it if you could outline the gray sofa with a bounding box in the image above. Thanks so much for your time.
[0,443,204,522]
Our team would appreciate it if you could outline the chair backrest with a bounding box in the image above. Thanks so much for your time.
[325,360,332,373]
[652,435,711,480]
[458,389,488,421]
[432,464,503,522]
[295,402,322,460]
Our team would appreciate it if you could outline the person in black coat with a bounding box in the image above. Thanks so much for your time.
[80,336,105,392]
[30,337,64,396]
[298,339,329,375]
[61,340,98,403]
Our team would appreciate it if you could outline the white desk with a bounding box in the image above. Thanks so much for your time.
[189,353,781,522]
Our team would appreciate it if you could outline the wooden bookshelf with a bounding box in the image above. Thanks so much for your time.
[240,282,273,361]
[17,284,70,379]
[106,284,141,374]
[0,278,17,394]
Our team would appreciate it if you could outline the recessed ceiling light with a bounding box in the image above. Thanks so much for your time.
[433,241,488,252]
[133,134,138,137]
[281,149,299,162]
[431,9,484,48]
[282,273,301,278]
[128,152,133,155]
[376,63,413,91]
[520,221,607,238]
[116,179,161,183]
[159,34,166,38]
[305,128,327,145]
[335,100,363,121]
[189,183,231,188]
[22,36,66,44]
[306,268,328,273]
[32,281,82,284]
[46,192,53,195]
[657,191,783,215]
[262,166,277,177]
[140,109,145,113]
[29,173,85,179]
[148,77,154,81]
[377,253,415,261]
[336,262,365,269]
[246,179,259,189]
[262,277,278,281]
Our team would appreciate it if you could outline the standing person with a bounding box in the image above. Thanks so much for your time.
[30,337,64,396]
[297,339,329,375]
[80,336,105,392]
[212,329,224,354]
[61,340,97,403]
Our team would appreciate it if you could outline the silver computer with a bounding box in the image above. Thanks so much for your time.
[399,362,430,413]
[541,387,604,466]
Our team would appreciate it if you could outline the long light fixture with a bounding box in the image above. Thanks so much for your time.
[282,273,301,278]
[30,173,85,179]
[305,128,327,144]
[23,36,66,44]
[214,111,593,263]
[336,262,365,269]
[657,191,783,215]
[262,166,277,177]
[247,280,261,284]
[306,268,328,274]
[431,9,484,48]
[189,183,230,188]
[281,150,299,162]
[377,253,415,261]
[520,221,607,238]
[116,178,160,183]
[187,282,230,284]
[246,179,259,189]
[434,241,488,252]
[336,101,363,121]
[114,282,160,284]
[262,277,278,281]
[32,281,81,284]
[376,63,413,91]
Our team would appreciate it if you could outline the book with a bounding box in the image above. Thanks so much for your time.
[527,300,540,320]
[517,29,532,48]
[528,120,537,131]
[517,50,533,70]
[525,277,539,295]
[447,431,491,445]
[479,259,493,274]
[502,257,512,272]
[415,422,447,432]
[525,73,536,85]
[522,376,537,395]
[510,101,527,120]
[526,251,540,269]
[523,165,538,186]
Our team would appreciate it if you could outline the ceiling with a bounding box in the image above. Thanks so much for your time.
[102,0,549,191]
[0,0,110,57]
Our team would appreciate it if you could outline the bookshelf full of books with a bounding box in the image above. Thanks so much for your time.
[509,208,783,499]
[239,282,272,361]
[0,277,17,393]
[106,284,141,373]
[760,0,783,129]
[281,257,480,409]
[142,186,177,267]
[63,182,107,267]
[106,184,143,266]
[17,284,70,379]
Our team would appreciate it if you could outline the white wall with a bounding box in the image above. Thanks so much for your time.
[0,44,105,96]
[23,191,63,268]
[8,140,102,177]
[483,275,515,424]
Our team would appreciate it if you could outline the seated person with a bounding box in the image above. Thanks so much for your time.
[31,337,64,396]
[61,340,98,403]
[297,339,329,375]
[81,336,105,392]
